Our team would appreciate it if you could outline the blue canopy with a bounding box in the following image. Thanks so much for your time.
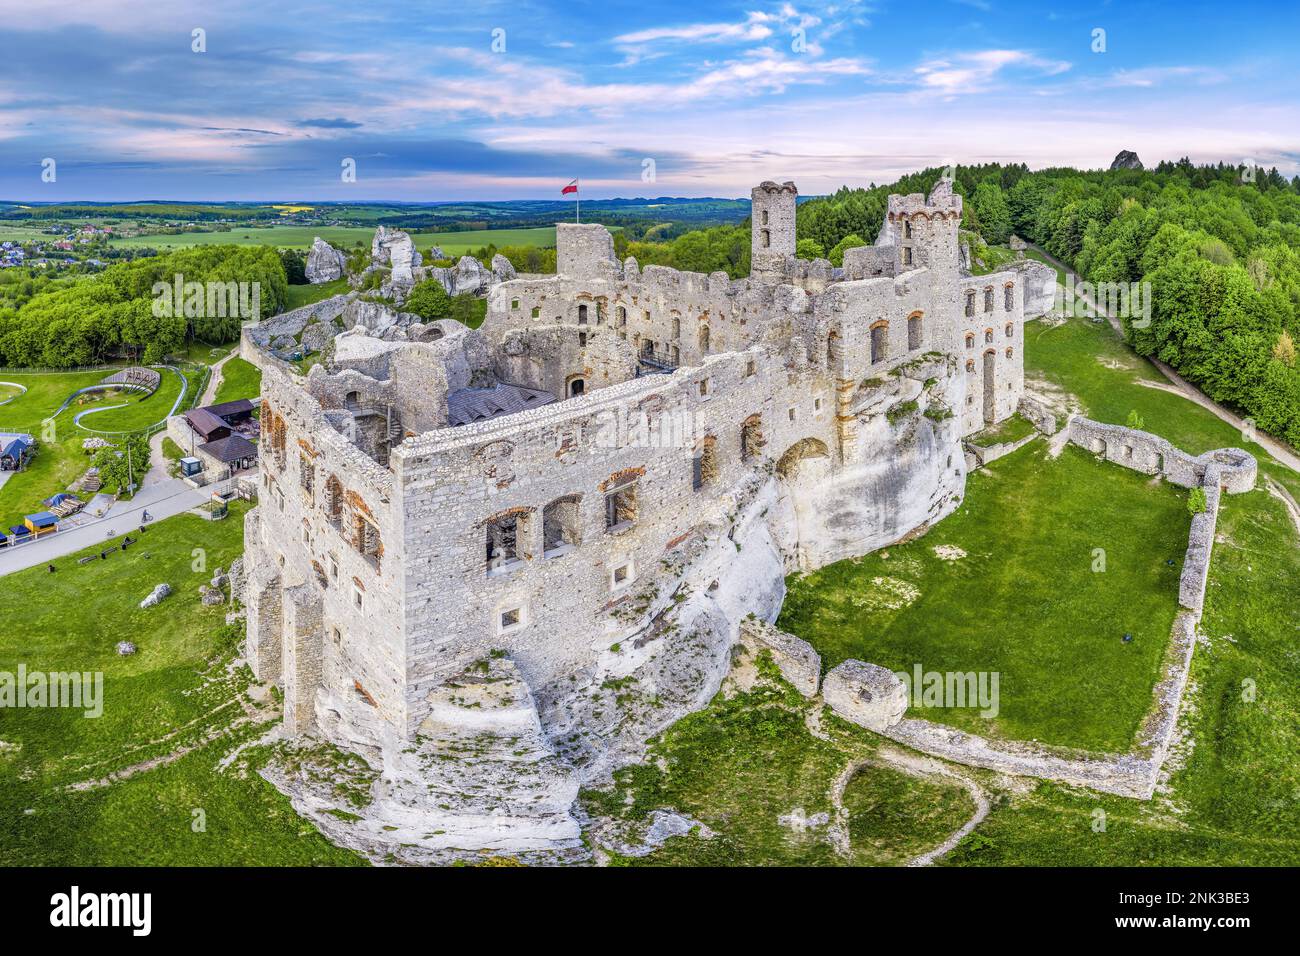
[25,511,57,527]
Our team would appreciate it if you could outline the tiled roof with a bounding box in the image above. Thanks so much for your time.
[446,383,556,427]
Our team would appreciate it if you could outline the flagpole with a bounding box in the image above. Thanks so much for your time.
[576,185,580,224]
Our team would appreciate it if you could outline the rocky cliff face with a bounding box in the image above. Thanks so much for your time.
[305,237,346,283]
[1110,149,1143,170]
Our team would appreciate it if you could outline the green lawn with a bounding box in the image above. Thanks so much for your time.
[212,357,262,404]
[73,365,186,434]
[1026,308,1300,503]
[580,673,975,866]
[285,278,349,311]
[0,502,363,866]
[967,411,1037,448]
[0,370,108,516]
[779,442,1190,752]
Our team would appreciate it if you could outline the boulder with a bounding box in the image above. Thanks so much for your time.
[139,583,171,609]
[736,618,821,697]
[299,318,338,354]
[372,227,422,289]
[1110,149,1143,171]
[305,237,346,283]
[200,584,224,606]
[490,254,517,283]
[822,659,907,732]
[451,255,491,296]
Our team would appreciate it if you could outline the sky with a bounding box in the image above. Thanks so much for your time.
[1,0,1298,201]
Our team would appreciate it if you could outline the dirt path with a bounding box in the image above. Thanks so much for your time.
[1027,243,1300,475]
[1265,477,1300,540]
[199,350,238,407]
[806,703,989,866]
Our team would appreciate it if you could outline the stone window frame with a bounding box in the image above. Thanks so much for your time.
[609,558,636,592]
[983,286,995,313]
[1005,322,1014,338]
[604,479,639,533]
[906,311,923,351]
[1004,282,1015,311]
[964,290,976,317]
[484,508,531,575]
[965,333,975,349]
[984,327,994,345]
[693,434,719,491]
[740,413,765,462]
[541,494,582,557]
[869,319,889,365]
[497,600,528,635]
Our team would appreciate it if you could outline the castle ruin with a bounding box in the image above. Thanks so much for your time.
[242,179,1057,857]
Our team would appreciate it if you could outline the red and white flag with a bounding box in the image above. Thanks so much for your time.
[561,179,579,195]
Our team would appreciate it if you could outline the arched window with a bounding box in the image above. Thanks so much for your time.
[542,496,581,555]
[983,287,994,312]
[616,305,626,327]
[577,303,588,325]
[870,321,888,364]
[568,377,585,397]
[1005,347,1013,358]
[671,317,681,339]
[1004,283,1015,310]
[903,219,913,239]
[1005,322,1013,338]
[827,330,841,369]
[965,291,976,317]
[984,328,994,344]
[699,324,710,354]
[965,333,975,349]
[761,229,771,248]
[966,359,975,373]
[907,312,923,351]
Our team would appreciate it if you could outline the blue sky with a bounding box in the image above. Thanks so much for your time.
[1,0,1297,201]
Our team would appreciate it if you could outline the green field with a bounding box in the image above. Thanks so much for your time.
[0,502,363,865]
[110,225,562,256]
[285,278,349,311]
[780,442,1189,752]
[212,357,262,405]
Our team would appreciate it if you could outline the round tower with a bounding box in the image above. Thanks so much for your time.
[750,180,797,279]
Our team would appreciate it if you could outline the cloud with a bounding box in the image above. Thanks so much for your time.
[299,117,363,129]
[613,19,774,46]
[914,50,1071,94]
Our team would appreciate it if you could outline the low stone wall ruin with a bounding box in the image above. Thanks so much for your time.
[733,424,1256,800]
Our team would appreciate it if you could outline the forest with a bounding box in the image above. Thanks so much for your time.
[0,245,286,366]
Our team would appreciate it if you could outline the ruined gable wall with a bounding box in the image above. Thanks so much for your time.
[253,363,408,731]
[958,268,1026,434]
[389,346,840,735]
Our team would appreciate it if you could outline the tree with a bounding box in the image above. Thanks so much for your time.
[279,248,306,284]
[827,234,867,267]
[404,279,451,321]
[796,238,825,260]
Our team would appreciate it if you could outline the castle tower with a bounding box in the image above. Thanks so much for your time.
[750,180,797,279]
[885,178,962,276]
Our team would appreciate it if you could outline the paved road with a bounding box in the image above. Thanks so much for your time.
[0,478,208,577]
[1029,243,1300,475]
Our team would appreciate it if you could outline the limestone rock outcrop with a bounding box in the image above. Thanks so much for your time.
[822,660,908,732]
[305,237,346,283]
[490,254,517,283]
[1110,149,1143,171]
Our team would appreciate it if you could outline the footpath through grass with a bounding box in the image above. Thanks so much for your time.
[0,501,362,865]
[779,441,1190,752]
[213,357,262,405]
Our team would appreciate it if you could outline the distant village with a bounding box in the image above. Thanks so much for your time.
[2,223,127,270]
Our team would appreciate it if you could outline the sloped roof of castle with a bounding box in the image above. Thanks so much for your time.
[446,383,555,427]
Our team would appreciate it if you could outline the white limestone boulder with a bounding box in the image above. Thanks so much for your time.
[305,237,346,283]
[822,659,907,732]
